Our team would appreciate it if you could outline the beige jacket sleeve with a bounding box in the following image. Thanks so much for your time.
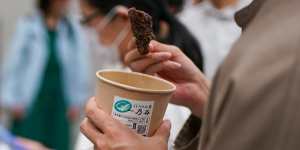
[175,0,300,150]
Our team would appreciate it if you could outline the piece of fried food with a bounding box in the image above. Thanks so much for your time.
[128,8,155,55]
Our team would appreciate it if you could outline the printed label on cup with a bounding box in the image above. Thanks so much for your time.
[112,96,154,136]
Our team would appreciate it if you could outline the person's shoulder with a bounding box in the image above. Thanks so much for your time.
[15,13,41,30]
[61,15,81,28]
[11,12,45,42]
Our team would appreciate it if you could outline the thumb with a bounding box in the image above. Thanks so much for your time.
[153,120,171,141]
[115,5,129,18]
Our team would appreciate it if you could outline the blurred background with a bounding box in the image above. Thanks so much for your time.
[0,0,251,149]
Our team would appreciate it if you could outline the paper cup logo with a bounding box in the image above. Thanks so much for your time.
[114,100,132,113]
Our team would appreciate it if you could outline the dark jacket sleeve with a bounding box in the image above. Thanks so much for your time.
[174,115,202,150]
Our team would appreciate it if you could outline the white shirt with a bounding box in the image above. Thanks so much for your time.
[179,0,252,79]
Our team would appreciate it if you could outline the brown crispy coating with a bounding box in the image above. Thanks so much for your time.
[128,8,155,55]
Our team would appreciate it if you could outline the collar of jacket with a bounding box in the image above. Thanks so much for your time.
[234,0,267,30]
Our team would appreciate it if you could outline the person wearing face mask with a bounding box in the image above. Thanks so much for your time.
[80,0,300,150]
[80,0,203,71]
[0,0,90,149]
[82,5,131,78]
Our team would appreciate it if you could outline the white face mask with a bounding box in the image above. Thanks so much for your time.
[85,7,130,69]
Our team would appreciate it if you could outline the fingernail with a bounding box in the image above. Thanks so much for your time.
[149,41,155,51]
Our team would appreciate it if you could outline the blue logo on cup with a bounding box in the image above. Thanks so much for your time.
[114,100,132,113]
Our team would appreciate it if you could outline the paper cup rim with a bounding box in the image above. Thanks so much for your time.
[96,69,176,94]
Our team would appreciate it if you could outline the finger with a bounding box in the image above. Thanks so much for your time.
[130,52,172,72]
[127,38,137,51]
[149,40,180,53]
[153,120,171,142]
[124,49,146,65]
[85,98,116,133]
[80,118,109,150]
[125,40,180,65]
[80,118,107,147]
[115,5,129,18]
[145,61,182,75]
[80,119,110,150]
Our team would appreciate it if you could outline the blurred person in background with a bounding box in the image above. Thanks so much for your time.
[80,0,203,71]
[81,2,131,77]
[0,0,90,149]
[180,0,251,79]
[77,0,204,149]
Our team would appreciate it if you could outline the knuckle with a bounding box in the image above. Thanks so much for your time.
[95,139,107,149]
[124,56,130,65]
[124,52,134,65]
[106,125,119,137]
[85,105,95,118]
[175,48,181,52]
[169,45,178,51]
[129,63,141,72]
[106,130,117,139]
[170,46,182,54]
[79,122,87,132]
[162,61,169,67]
[146,65,160,74]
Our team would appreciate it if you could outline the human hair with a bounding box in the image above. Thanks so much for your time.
[37,0,52,16]
[167,0,184,6]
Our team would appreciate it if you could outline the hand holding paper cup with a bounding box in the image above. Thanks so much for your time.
[95,70,176,136]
